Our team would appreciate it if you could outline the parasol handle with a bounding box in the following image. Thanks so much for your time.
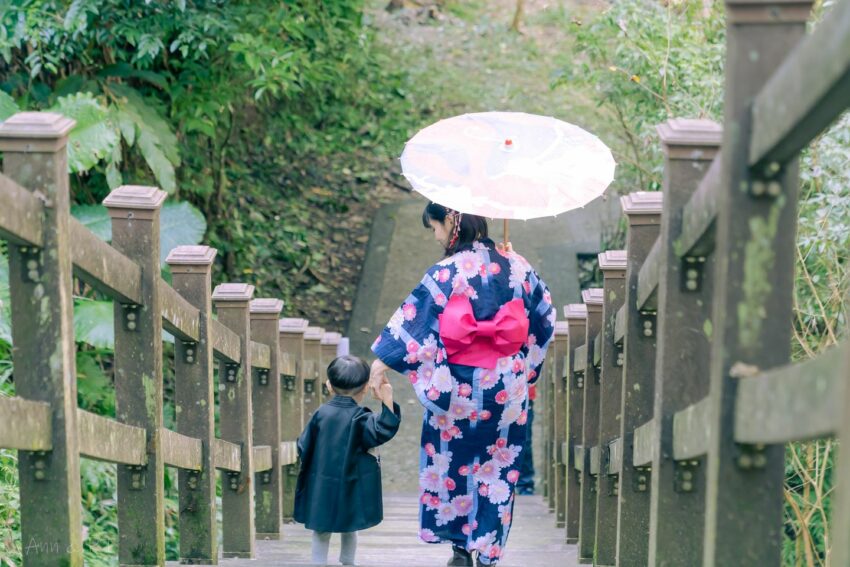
[503,219,510,248]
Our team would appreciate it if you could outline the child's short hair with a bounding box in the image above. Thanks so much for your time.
[327,355,370,395]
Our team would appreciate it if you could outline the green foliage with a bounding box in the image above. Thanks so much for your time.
[70,201,207,266]
[0,91,16,121]
[51,93,119,173]
[556,0,724,191]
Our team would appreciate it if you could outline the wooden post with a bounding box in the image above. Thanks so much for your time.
[250,298,284,539]
[542,344,551,504]
[832,341,850,566]
[104,185,167,566]
[302,327,325,424]
[615,192,662,566]
[546,337,556,512]
[0,112,83,566]
[703,1,811,563]
[578,288,603,564]
[167,245,218,563]
[552,321,569,527]
[213,283,256,558]
[646,120,721,565]
[279,318,308,522]
[564,304,587,545]
[594,251,627,566]
[321,332,342,401]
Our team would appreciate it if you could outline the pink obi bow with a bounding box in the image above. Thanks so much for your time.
[438,294,529,369]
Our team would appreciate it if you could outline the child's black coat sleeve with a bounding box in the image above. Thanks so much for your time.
[361,402,401,450]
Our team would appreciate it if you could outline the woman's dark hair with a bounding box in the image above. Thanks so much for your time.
[326,355,370,395]
[422,202,488,256]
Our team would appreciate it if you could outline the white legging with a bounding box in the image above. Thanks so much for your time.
[311,530,358,566]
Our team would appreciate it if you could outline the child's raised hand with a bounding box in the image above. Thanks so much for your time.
[378,382,393,407]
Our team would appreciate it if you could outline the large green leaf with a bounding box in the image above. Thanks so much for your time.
[70,201,206,266]
[50,93,119,173]
[110,84,180,192]
[74,299,114,349]
[159,201,207,265]
[0,91,19,122]
[71,204,113,241]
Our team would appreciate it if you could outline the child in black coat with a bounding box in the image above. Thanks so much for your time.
[295,355,401,566]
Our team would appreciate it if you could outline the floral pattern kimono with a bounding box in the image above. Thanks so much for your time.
[371,237,555,565]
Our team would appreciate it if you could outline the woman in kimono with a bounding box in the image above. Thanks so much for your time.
[370,202,556,567]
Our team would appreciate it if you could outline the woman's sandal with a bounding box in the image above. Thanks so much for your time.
[447,544,473,567]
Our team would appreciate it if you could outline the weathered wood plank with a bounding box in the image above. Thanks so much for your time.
[607,437,622,475]
[636,239,661,311]
[105,185,168,564]
[77,409,146,466]
[617,191,663,564]
[159,279,200,342]
[564,304,587,545]
[589,445,600,475]
[633,419,655,468]
[211,318,241,364]
[702,5,809,563]
[675,157,721,258]
[254,445,273,472]
[832,335,850,567]
[213,438,242,472]
[577,288,603,564]
[614,305,625,345]
[2,113,85,565]
[735,343,846,444]
[280,351,297,377]
[169,246,218,561]
[0,173,43,246]
[251,341,271,369]
[0,396,52,450]
[70,218,142,304]
[212,282,256,557]
[250,298,283,538]
[672,396,711,461]
[573,445,584,472]
[160,427,203,471]
[574,345,586,372]
[749,0,850,171]
[280,441,298,466]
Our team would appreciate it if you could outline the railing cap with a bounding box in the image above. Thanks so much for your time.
[563,303,588,320]
[279,317,309,334]
[103,185,167,220]
[581,288,604,306]
[0,112,76,152]
[620,191,663,217]
[250,298,284,315]
[304,326,325,341]
[166,245,217,267]
[212,283,255,303]
[321,332,342,345]
[599,250,628,272]
[554,321,569,336]
[656,119,722,160]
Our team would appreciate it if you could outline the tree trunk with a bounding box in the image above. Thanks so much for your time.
[510,0,525,32]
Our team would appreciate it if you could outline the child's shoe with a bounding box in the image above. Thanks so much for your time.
[447,544,473,566]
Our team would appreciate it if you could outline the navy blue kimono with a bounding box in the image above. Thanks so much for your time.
[294,395,401,533]
[371,238,555,565]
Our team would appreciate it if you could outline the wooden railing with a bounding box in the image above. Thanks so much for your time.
[539,0,850,564]
[0,112,347,565]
